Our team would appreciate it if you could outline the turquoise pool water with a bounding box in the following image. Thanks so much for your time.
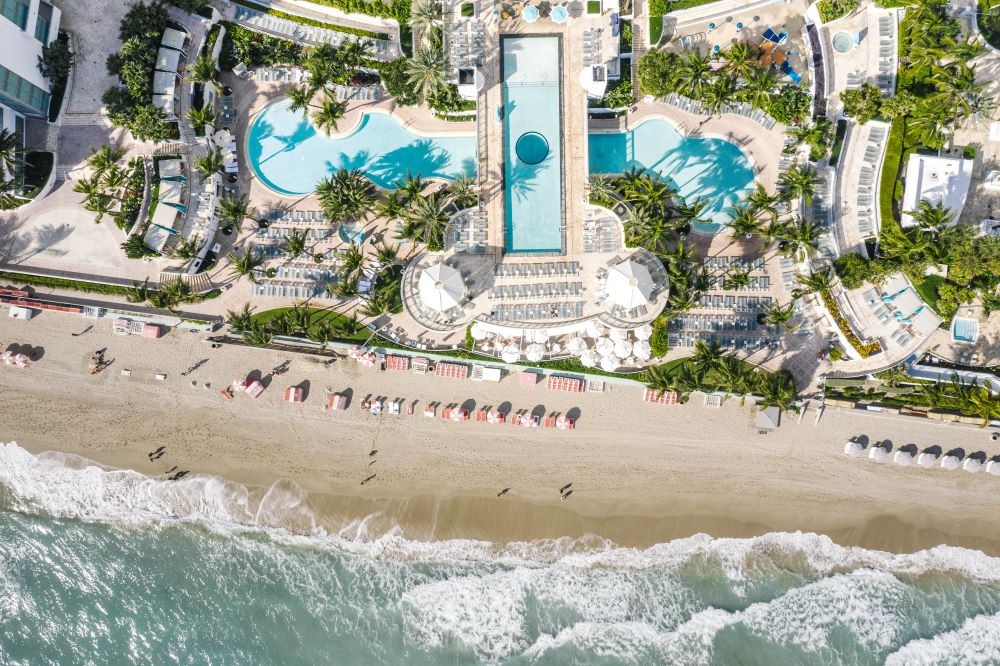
[589,119,755,231]
[247,100,476,194]
[501,36,564,254]
[952,317,979,343]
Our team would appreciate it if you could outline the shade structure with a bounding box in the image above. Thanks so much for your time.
[613,339,633,358]
[223,152,237,168]
[634,323,653,340]
[986,460,1000,476]
[585,320,605,339]
[940,455,961,470]
[600,354,620,372]
[893,450,913,466]
[917,452,938,468]
[418,262,464,312]
[348,345,365,359]
[594,337,615,356]
[551,4,568,23]
[525,343,545,362]
[868,446,888,462]
[246,380,265,398]
[843,441,863,457]
[633,339,652,360]
[232,377,252,392]
[470,322,490,340]
[566,336,588,354]
[327,393,348,410]
[523,5,539,21]
[501,344,521,363]
[360,352,377,367]
[213,129,233,148]
[962,457,983,473]
[609,328,628,342]
[579,350,598,367]
[530,329,549,344]
[284,386,304,403]
[13,353,30,367]
[606,259,655,309]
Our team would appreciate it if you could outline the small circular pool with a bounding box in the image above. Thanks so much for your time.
[832,31,854,53]
[339,221,365,245]
[515,132,549,165]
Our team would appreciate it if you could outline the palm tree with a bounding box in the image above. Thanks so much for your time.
[311,94,347,134]
[779,217,822,262]
[228,244,265,284]
[755,370,797,410]
[186,105,218,131]
[678,51,712,99]
[375,242,398,265]
[316,168,377,224]
[759,301,798,331]
[340,243,365,278]
[101,164,129,201]
[0,128,21,174]
[962,91,997,128]
[674,196,709,231]
[243,321,275,346]
[929,63,981,120]
[186,53,220,92]
[747,183,780,223]
[286,85,313,116]
[716,355,753,403]
[701,75,738,117]
[73,174,104,200]
[722,267,751,290]
[589,174,616,203]
[397,171,426,203]
[406,47,447,101]
[778,164,819,206]
[284,228,309,259]
[624,208,671,254]
[226,302,257,331]
[407,192,451,250]
[409,0,442,49]
[376,191,407,221]
[721,42,758,80]
[786,118,833,156]
[794,268,833,295]
[905,199,955,231]
[360,292,390,317]
[194,147,224,180]
[742,67,778,110]
[447,175,478,209]
[171,234,203,260]
[727,203,762,240]
[125,278,151,303]
[962,381,1000,427]
[338,39,374,70]
[218,193,257,232]
[87,143,124,176]
[692,338,724,371]
[307,321,336,351]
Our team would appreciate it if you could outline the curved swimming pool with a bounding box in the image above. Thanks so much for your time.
[588,118,755,231]
[247,99,477,194]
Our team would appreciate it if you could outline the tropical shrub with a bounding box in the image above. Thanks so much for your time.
[840,83,883,123]
[819,289,882,357]
[816,0,856,23]
[121,234,157,259]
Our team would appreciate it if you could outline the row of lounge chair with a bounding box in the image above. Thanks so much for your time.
[697,294,774,310]
[257,228,333,241]
[489,282,584,300]
[490,302,585,321]
[233,5,394,55]
[857,125,888,237]
[669,333,780,351]
[702,256,767,272]
[493,261,580,279]
[660,93,777,130]
[266,210,329,225]
[251,282,330,299]
[876,14,896,92]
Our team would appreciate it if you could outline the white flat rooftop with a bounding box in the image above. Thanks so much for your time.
[900,154,973,228]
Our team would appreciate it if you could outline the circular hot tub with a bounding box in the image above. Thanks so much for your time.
[515,132,549,165]
[832,31,854,53]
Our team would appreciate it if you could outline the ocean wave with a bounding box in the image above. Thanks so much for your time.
[884,612,1000,665]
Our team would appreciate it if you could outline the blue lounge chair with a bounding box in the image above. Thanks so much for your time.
[762,27,780,43]
[781,60,802,83]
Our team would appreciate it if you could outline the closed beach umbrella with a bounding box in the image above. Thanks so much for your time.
[566,336,588,355]
[525,343,545,362]
[600,354,620,372]
[917,452,938,468]
[501,344,521,363]
[594,337,615,356]
[579,350,598,367]
[634,324,653,340]
[843,441,863,457]
[962,458,983,473]
[941,455,961,470]
[606,259,655,309]
[868,446,888,462]
[523,4,539,21]
[613,339,633,358]
[471,322,490,340]
[418,262,464,312]
[893,450,914,466]
[585,320,605,339]
[986,460,1000,476]
[633,339,652,361]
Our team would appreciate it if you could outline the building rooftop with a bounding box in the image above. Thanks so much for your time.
[900,154,973,228]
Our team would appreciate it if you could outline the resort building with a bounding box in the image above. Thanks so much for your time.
[0,0,60,138]
[152,27,191,121]
[900,154,973,228]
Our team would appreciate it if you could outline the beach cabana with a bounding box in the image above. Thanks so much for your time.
[917,452,938,468]
[606,259,655,309]
[284,386,304,403]
[327,393,348,411]
[962,457,983,473]
[868,445,888,462]
[246,381,265,398]
[940,455,961,470]
[418,262,464,312]
[843,440,863,457]
[986,460,1000,476]
[893,450,914,466]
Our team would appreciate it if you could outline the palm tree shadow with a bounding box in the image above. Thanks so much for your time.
[325,150,372,175]
[366,140,453,188]
[257,116,316,166]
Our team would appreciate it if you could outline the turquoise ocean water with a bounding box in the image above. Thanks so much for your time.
[3,440,1000,665]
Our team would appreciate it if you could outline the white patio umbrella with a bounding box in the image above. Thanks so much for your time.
[917,452,938,468]
[594,337,615,356]
[986,460,1000,476]
[634,323,653,340]
[501,344,521,363]
[13,353,30,367]
[600,354,620,372]
[579,350,599,367]
[471,322,490,340]
[585,320,605,339]
[868,446,888,462]
[940,455,961,471]
[613,339,633,358]
[843,441,863,457]
[531,329,549,344]
[418,262,464,312]
[525,343,545,362]
[566,336,588,355]
[893,450,914,466]
[609,328,628,342]
[962,457,983,473]
[212,128,233,148]
[633,339,652,361]
[223,152,237,168]
[606,258,655,309]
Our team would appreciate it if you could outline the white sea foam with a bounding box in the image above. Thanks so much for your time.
[884,612,1000,665]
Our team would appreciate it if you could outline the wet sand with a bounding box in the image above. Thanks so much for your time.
[3,312,1000,555]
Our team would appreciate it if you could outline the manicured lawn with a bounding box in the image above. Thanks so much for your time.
[461,2,474,16]
[251,306,370,341]
[587,0,600,13]
[878,118,905,225]
[912,275,945,317]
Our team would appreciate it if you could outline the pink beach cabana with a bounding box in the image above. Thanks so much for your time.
[141,324,162,339]
[232,377,252,392]
[327,393,348,411]
[519,371,540,385]
[246,380,265,398]
[284,386,304,403]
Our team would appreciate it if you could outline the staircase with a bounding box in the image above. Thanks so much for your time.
[158,271,213,293]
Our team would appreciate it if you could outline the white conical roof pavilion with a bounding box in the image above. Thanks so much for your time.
[606,259,655,309]
[418,262,464,312]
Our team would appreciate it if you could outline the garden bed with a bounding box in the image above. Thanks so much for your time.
[820,289,882,357]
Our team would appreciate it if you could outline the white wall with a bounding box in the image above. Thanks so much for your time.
[0,0,60,93]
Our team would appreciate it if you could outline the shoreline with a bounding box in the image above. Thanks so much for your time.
[3,314,1000,556]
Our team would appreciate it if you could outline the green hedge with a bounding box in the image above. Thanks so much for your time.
[879,118,905,226]
[820,289,882,357]
[0,271,133,296]
[229,0,390,40]
[648,14,663,45]
[828,118,848,166]
[979,0,1000,49]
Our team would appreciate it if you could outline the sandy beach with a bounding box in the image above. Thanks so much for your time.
[3,312,1000,555]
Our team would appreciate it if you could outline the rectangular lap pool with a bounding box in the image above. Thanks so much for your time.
[502,36,563,254]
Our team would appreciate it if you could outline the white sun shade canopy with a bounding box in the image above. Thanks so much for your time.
[606,259,655,309]
[940,455,961,470]
[917,452,938,468]
[893,450,913,466]
[843,441,863,457]
[962,458,982,473]
[418,262,464,312]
